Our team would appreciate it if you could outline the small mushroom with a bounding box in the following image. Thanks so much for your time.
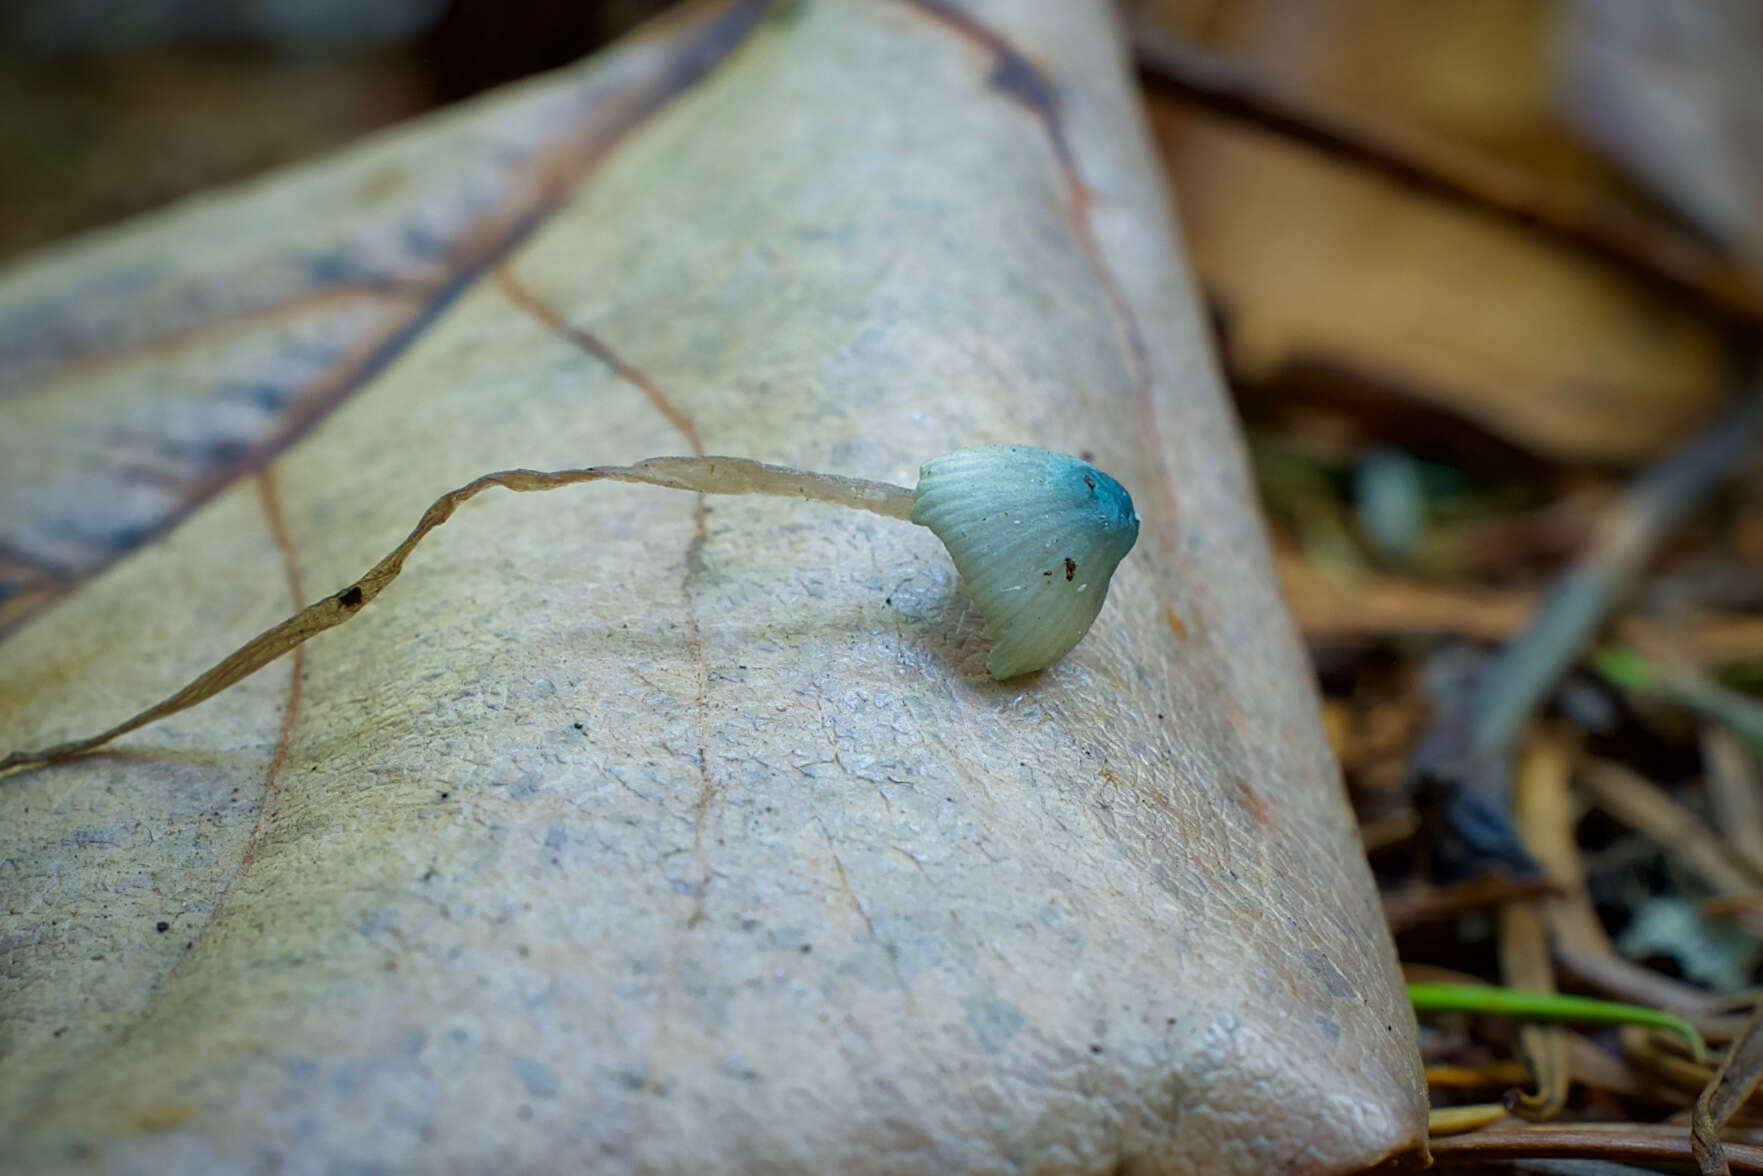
[911,446,1140,679]
[3,445,1143,771]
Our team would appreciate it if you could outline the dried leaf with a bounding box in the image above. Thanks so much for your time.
[1582,760,1763,899]
[1696,1004,1763,1176]
[1132,0,1616,181]
[1276,546,1763,663]
[1429,1102,1509,1135]
[0,2,1424,1172]
[1501,738,1572,1120]
[1134,0,1731,463]
[1147,101,1727,463]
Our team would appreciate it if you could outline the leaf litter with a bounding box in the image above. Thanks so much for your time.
[1134,2,1763,1169]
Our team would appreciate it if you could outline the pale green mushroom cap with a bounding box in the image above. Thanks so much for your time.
[910,446,1140,679]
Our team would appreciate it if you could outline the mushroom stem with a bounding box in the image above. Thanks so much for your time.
[615,456,917,519]
[2,457,910,773]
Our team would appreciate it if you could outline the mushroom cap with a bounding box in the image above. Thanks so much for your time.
[909,446,1140,679]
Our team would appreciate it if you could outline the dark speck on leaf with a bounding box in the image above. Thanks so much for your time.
[338,585,364,608]
[800,943,812,954]
[1083,474,1096,492]
[438,791,449,800]
[1064,558,1077,581]
[155,921,170,933]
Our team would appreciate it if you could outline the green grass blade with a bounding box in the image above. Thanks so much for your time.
[1408,980,1708,1064]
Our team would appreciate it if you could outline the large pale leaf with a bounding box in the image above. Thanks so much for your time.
[0,1,1426,1171]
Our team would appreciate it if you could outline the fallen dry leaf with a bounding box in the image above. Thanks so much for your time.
[0,1,1425,1171]
[1132,0,1731,463]
[1275,546,1763,664]
[1148,101,1726,464]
